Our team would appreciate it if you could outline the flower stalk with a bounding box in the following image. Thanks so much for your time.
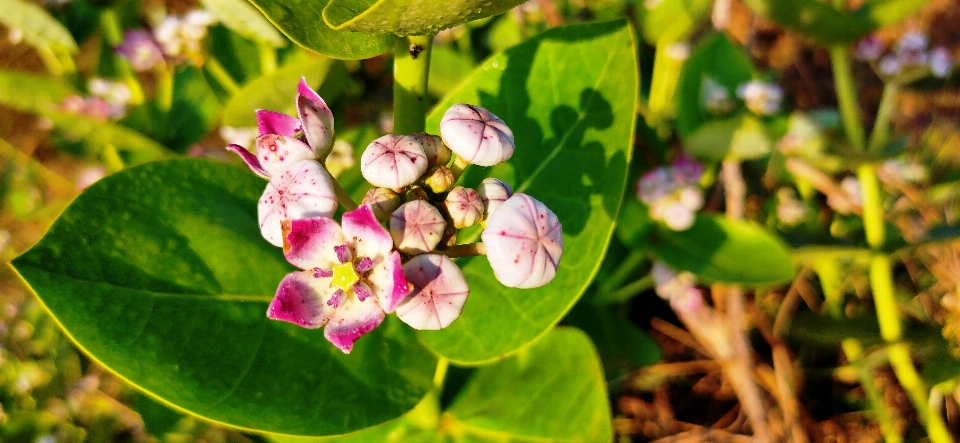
[393,35,433,135]
[829,45,866,152]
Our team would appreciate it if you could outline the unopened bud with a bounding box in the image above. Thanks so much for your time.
[423,166,456,194]
[361,187,402,222]
[477,177,513,219]
[444,186,484,229]
[390,200,446,255]
[405,186,429,202]
[411,133,451,167]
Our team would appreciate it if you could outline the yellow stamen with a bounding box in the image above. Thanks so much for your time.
[331,262,360,292]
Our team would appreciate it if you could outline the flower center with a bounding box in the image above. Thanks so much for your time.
[331,261,360,292]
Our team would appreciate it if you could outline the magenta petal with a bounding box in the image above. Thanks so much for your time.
[282,217,344,270]
[267,272,333,328]
[395,254,469,330]
[297,77,322,102]
[342,205,393,260]
[226,144,270,179]
[369,251,410,314]
[323,296,385,354]
[256,109,300,137]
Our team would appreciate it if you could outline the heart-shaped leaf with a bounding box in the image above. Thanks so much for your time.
[420,20,638,364]
[650,214,795,285]
[322,0,526,36]
[200,0,287,47]
[12,159,437,435]
[270,327,612,443]
[221,57,347,128]
[246,0,396,59]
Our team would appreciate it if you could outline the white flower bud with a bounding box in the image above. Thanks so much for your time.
[360,134,429,190]
[390,200,446,255]
[439,103,514,166]
[444,186,484,229]
[361,188,402,222]
[411,133,451,167]
[477,177,513,219]
[482,193,563,288]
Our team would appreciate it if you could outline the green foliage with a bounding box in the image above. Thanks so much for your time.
[323,0,526,35]
[0,69,76,113]
[650,214,796,285]
[684,115,772,161]
[635,0,711,44]
[0,0,78,53]
[199,0,287,47]
[11,160,438,436]
[676,32,754,137]
[246,0,396,59]
[421,19,638,364]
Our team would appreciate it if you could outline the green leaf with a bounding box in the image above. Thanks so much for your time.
[270,328,611,443]
[200,0,287,47]
[246,0,395,59]
[0,0,78,53]
[11,159,437,435]
[615,197,653,249]
[221,57,347,128]
[684,114,772,161]
[0,69,76,113]
[650,214,795,285]
[565,303,661,380]
[740,0,930,46]
[322,0,526,35]
[428,45,477,98]
[635,0,712,44]
[442,328,612,442]
[44,112,172,164]
[676,32,754,137]
[420,20,637,365]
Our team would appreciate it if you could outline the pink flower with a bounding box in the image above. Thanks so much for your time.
[482,193,563,288]
[637,155,704,231]
[267,206,411,353]
[115,30,164,71]
[258,160,338,247]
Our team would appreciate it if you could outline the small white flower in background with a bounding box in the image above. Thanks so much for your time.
[115,30,165,71]
[879,55,902,76]
[325,140,356,178]
[644,0,663,9]
[665,42,690,62]
[153,10,217,59]
[637,155,704,231]
[776,188,806,226]
[651,261,704,314]
[855,35,883,61]
[700,77,735,116]
[880,159,929,184]
[219,126,257,149]
[777,113,824,157]
[930,47,954,78]
[895,30,929,64]
[75,166,107,191]
[87,78,132,118]
[737,80,783,116]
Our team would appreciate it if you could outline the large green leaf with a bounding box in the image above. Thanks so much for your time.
[740,0,930,46]
[246,0,395,59]
[0,0,78,53]
[271,328,611,443]
[322,0,525,35]
[635,0,712,45]
[11,159,437,435]
[420,20,638,364]
[676,32,754,137]
[650,214,795,285]
[221,57,347,128]
[200,0,287,47]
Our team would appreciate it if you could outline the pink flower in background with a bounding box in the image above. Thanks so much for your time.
[115,30,164,71]
[637,155,704,231]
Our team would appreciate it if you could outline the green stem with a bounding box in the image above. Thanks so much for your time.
[646,41,686,136]
[393,35,433,135]
[101,8,144,105]
[857,164,885,248]
[155,66,174,113]
[449,156,470,181]
[600,275,654,305]
[598,249,647,296]
[868,83,900,154]
[331,179,358,211]
[842,339,902,443]
[205,57,240,95]
[829,45,866,152]
[439,242,486,258]
[257,42,277,75]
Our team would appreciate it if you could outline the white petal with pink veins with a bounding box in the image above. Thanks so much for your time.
[256,134,316,177]
[323,295,385,354]
[360,134,428,189]
[258,160,338,247]
[439,103,514,167]
[395,254,469,330]
[341,205,393,261]
[481,193,563,288]
[280,217,345,270]
[477,177,513,219]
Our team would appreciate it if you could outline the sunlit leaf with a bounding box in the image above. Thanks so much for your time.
[322,0,526,35]
[200,0,287,47]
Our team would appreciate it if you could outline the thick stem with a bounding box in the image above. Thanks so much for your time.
[449,156,470,181]
[829,45,866,152]
[393,35,433,135]
[868,83,900,154]
[438,242,486,258]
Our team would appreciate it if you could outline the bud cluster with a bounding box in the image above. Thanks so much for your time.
[226,80,564,353]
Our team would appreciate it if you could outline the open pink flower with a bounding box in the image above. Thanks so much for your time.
[482,193,563,289]
[227,78,335,177]
[267,205,411,353]
[258,160,338,247]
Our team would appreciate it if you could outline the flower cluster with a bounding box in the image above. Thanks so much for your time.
[228,81,564,353]
[651,261,704,315]
[736,80,783,116]
[58,78,133,121]
[856,31,954,81]
[637,154,704,231]
[115,9,216,69]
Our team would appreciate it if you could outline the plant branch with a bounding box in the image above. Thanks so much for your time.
[393,35,433,135]
[829,45,866,152]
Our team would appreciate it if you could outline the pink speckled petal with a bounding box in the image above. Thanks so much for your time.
[256,134,316,177]
[296,78,335,160]
[439,103,514,167]
[323,295,385,354]
[256,109,300,137]
[481,193,564,289]
[395,254,469,330]
[367,251,411,314]
[226,144,270,179]
[258,160,338,247]
[267,271,335,328]
[341,205,393,261]
[389,200,446,255]
[360,134,428,189]
[281,217,345,270]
